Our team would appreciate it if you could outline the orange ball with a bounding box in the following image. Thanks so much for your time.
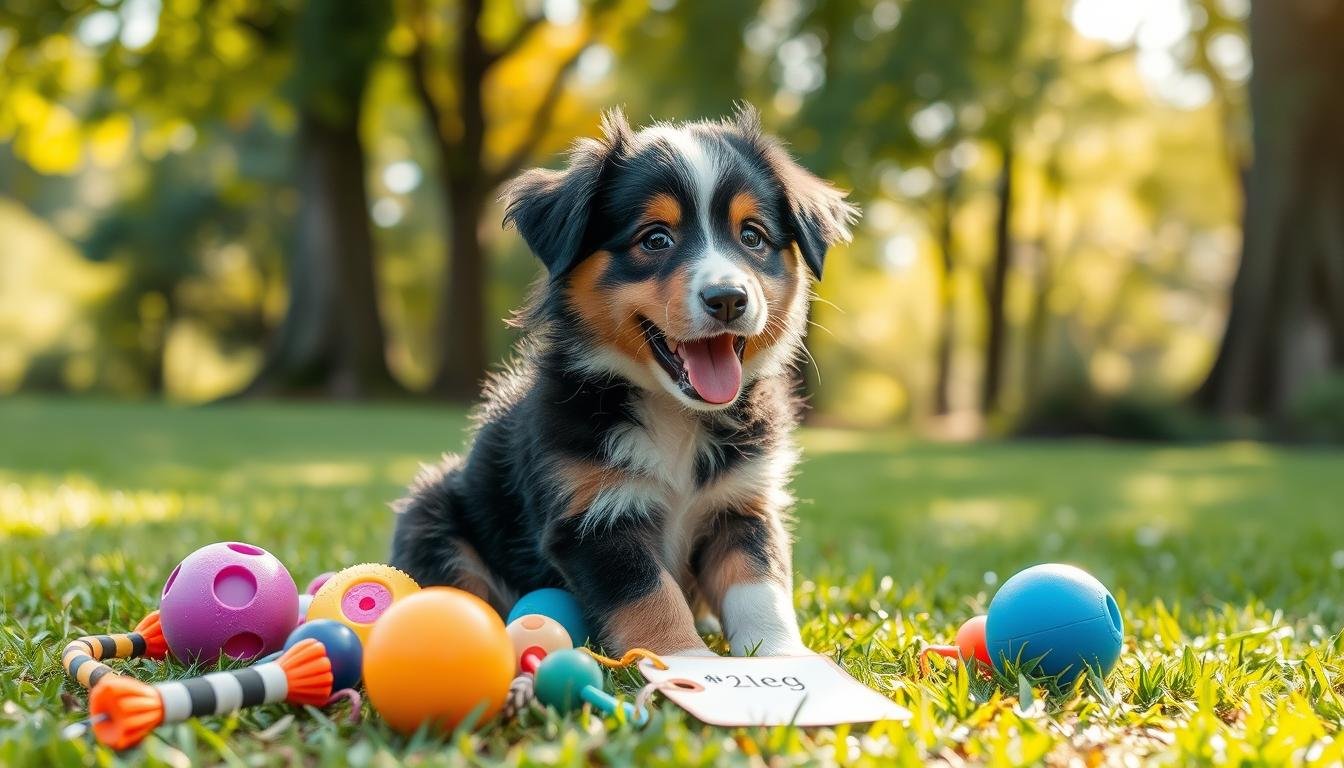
[363,587,514,734]
[956,614,991,667]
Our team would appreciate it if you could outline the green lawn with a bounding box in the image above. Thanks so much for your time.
[2,398,1343,765]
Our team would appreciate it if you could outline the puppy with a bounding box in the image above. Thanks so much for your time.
[391,106,857,656]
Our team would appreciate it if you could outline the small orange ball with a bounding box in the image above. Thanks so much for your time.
[506,614,572,670]
[363,587,514,734]
[956,615,991,667]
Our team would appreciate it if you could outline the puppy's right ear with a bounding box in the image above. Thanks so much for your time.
[502,109,632,279]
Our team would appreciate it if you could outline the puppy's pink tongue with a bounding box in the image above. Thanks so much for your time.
[679,334,742,404]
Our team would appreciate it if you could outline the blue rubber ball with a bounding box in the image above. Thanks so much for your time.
[284,619,363,692]
[506,588,589,645]
[985,563,1123,686]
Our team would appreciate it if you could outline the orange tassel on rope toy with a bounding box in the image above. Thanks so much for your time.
[61,611,168,689]
[88,638,333,750]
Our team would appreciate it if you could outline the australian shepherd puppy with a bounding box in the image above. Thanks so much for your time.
[391,106,857,657]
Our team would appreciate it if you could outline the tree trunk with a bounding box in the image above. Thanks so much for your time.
[236,0,395,399]
[981,142,1015,416]
[1195,0,1344,419]
[933,174,960,416]
[1023,153,1062,404]
[432,182,489,400]
[428,0,491,401]
[241,110,398,398]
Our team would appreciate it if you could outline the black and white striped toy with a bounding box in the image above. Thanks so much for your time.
[88,637,333,749]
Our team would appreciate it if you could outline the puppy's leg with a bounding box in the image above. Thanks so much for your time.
[546,513,710,656]
[695,508,808,657]
[390,456,513,614]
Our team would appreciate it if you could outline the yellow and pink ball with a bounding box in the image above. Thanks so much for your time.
[306,563,420,644]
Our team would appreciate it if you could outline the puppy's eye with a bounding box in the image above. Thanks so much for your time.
[740,225,765,249]
[641,229,674,252]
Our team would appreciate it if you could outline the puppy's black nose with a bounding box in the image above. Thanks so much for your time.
[700,284,749,324]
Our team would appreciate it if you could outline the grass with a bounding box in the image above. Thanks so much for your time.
[2,398,1343,766]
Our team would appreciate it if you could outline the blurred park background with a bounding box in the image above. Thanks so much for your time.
[6,4,1344,762]
[2,0,1342,440]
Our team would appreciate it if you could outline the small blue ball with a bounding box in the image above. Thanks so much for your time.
[285,619,363,692]
[985,563,1123,686]
[506,588,589,645]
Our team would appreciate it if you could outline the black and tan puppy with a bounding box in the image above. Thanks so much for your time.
[391,107,857,656]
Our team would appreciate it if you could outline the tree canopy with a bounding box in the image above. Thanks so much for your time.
[11,0,1332,439]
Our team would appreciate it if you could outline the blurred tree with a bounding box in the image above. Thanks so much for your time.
[790,0,1027,418]
[612,0,757,118]
[1022,149,1063,403]
[981,141,1014,414]
[81,150,272,393]
[1196,0,1344,420]
[933,163,962,417]
[1,0,401,399]
[403,0,613,400]
[242,0,399,398]
[0,0,284,393]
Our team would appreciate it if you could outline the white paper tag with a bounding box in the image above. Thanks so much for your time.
[637,654,911,727]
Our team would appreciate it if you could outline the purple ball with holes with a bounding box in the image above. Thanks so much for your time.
[158,542,299,663]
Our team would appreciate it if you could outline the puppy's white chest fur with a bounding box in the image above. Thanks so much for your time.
[598,394,760,574]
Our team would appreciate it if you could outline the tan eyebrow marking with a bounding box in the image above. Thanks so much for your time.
[729,192,762,231]
[642,193,682,227]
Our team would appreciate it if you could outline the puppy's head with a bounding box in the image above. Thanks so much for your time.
[504,106,858,410]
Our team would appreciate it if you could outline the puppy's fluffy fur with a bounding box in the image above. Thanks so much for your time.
[391,107,857,656]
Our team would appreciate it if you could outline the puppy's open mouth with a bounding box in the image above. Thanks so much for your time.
[640,318,747,405]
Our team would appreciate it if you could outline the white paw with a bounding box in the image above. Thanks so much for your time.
[694,614,723,636]
[721,583,809,657]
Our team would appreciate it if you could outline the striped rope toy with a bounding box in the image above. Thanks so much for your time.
[88,638,333,750]
[62,611,168,689]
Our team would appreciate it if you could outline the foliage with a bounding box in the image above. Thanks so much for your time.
[0,0,1256,426]
[1016,388,1232,442]
[1285,374,1344,445]
[3,399,1344,764]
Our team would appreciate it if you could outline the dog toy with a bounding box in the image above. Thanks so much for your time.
[507,588,589,646]
[62,611,168,689]
[88,638,333,750]
[158,542,299,663]
[533,649,648,723]
[307,563,420,645]
[362,587,514,734]
[500,614,573,717]
[297,593,313,624]
[507,614,573,673]
[282,620,363,692]
[919,615,990,675]
[306,571,336,595]
[985,563,1124,685]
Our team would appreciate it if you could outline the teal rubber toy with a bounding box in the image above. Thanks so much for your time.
[533,650,647,724]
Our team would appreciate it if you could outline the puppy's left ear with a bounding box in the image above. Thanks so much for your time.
[783,167,859,280]
[737,106,858,279]
[502,109,632,279]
